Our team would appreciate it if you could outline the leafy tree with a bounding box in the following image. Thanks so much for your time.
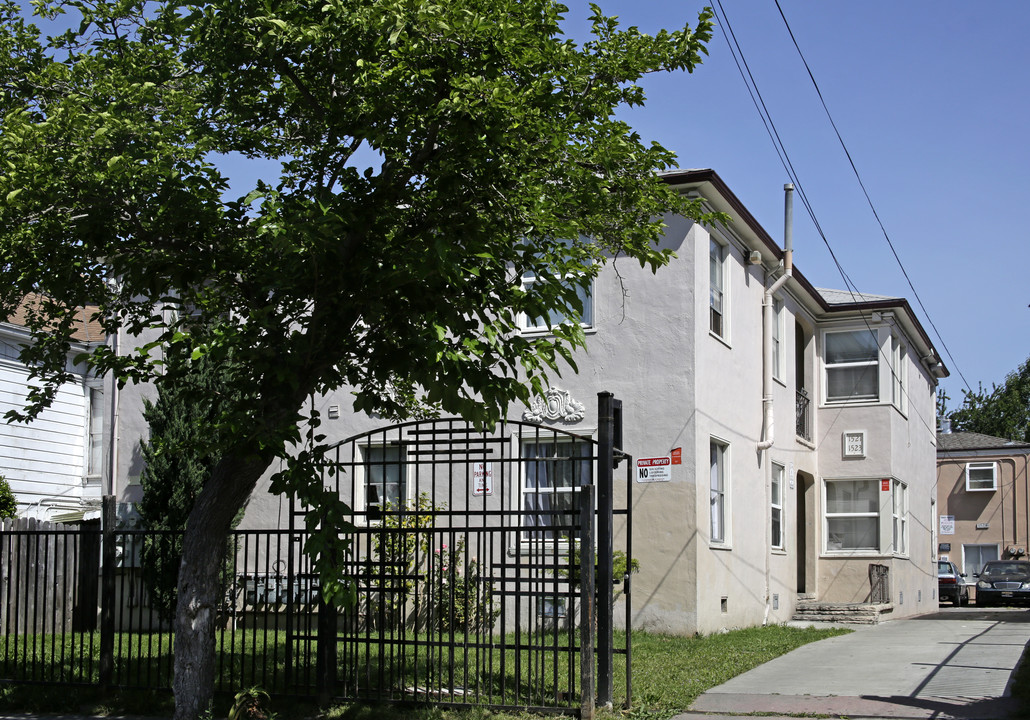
[0,1,717,718]
[950,357,1030,442]
[137,352,244,622]
[0,475,16,519]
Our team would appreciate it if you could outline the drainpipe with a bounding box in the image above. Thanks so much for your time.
[760,184,794,626]
[757,184,794,452]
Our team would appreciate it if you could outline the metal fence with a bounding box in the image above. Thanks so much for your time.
[0,400,630,719]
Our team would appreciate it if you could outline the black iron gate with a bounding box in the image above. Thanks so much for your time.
[287,393,631,718]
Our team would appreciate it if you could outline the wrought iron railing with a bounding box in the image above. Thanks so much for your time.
[796,388,812,442]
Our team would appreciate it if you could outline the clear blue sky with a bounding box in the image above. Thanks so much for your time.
[25,0,1025,409]
[557,1,1030,411]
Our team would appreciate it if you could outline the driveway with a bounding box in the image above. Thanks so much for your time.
[674,607,1030,720]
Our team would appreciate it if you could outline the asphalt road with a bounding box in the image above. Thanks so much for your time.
[675,606,1030,720]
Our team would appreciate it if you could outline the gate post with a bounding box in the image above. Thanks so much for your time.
[596,393,616,706]
[579,484,596,720]
[99,495,115,689]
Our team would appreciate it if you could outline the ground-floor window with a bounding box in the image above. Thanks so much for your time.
[360,444,408,522]
[824,479,879,552]
[520,438,592,542]
[962,543,1000,577]
[771,463,784,549]
[892,480,908,555]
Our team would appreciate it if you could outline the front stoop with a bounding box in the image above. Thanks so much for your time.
[791,600,894,624]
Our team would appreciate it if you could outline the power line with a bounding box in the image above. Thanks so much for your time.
[710,0,943,441]
[771,0,973,395]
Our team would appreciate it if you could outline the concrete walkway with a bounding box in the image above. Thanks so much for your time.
[674,606,1030,720]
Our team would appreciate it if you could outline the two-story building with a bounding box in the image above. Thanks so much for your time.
[0,296,106,522]
[106,168,947,634]
[936,426,1030,579]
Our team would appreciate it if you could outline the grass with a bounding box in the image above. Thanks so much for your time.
[0,624,850,720]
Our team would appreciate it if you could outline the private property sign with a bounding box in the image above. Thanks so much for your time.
[636,456,671,483]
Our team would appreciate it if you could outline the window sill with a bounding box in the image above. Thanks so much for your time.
[965,487,997,493]
[709,331,732,349]
[710,542,733,551]
[821,551,888,559]
[771,548,787,556]
[795,436,816,450]
[821,399,882,408]
[520,326,597,338]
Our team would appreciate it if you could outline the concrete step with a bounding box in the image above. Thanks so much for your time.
[791,601,894,625]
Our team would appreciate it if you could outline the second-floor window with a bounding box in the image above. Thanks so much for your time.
[966,462,997,492]
[825,329,879,403]
[709,239,726,338]
[519,273,593,333]
[772,298,784,381]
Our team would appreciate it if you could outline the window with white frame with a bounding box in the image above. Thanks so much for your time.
[825,479,879,552]
[892,480,908,555]
[824,329,879,403]
[709,239,726,338]
[86,386,104,481]
[891,335,907,412]
[520,438,591,542]
[772,297,784,381]
[962,543,999,577]
[771,463,784,549]
[519,272,593,333]
[710,439,728,544]
[360,445,408,522]
[965,462,997,491]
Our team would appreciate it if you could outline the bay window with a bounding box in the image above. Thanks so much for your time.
[825,329,879,402]
[825,479,879,552]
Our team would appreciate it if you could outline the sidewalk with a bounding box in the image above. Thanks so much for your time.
[673,607,1030,720]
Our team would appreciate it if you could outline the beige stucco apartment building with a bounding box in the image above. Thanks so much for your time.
[936,428,1030,578]
[104,169,947,635]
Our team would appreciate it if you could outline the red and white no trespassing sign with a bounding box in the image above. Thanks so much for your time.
[636,456,671,483]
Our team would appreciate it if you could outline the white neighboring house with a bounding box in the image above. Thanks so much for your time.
[0,297,107,522]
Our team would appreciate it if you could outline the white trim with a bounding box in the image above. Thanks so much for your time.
[965,461,997,492]
[709,437,730,547]
[354,443,414,527]
[517,273,594,334]
[511,429,597,553]
[771,462,784,550]
[709,237,728,341]
[771,297,785,382]
[823,328,880,404]
[823,478,881,554]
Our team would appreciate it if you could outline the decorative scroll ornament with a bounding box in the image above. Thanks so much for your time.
[522,388,586,423]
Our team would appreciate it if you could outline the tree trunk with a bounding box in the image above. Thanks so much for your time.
[173,454,269,720]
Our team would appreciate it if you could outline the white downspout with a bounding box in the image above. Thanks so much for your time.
[761,184,794,626]
[757,184,794,452]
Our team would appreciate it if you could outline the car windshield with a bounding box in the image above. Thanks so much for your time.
[984,563,1028,576]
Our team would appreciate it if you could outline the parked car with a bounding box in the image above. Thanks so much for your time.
[975,560,1030,606]
[937,560,969,606]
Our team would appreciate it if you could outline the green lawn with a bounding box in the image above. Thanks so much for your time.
[0,624,850,719]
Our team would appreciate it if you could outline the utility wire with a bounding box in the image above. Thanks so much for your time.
[711,0,942,441]
[771,0,973,395]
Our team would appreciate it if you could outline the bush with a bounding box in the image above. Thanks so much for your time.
[0,475,16,519]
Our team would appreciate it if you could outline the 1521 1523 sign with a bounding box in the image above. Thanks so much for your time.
[637,457,671,483]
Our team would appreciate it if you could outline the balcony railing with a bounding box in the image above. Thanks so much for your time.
[796,388,812,442]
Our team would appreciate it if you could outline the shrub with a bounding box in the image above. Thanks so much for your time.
[0,475,16,519]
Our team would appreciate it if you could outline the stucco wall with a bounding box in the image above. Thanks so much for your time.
[937,449,1030,575]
